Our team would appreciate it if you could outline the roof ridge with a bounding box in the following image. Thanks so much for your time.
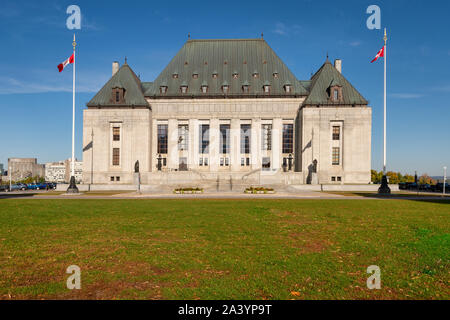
[187,38,264,42]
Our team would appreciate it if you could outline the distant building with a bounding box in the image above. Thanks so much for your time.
[64,159,83,183]
[8,158,45,181]
[45,161,66,183]
[0,163,4,176]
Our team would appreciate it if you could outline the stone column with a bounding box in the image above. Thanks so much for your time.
[168,118,178,170]
[272,118,282,171]
[151,119,158,172]
[189,119,199,169]
[230,118,240,171]
[251,118,261,170]
[209,118,220,172]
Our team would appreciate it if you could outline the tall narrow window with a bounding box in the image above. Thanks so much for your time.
[113,127,120,141]
[261,124,272,150]
[220,124,230,154]
[333,89,338,101]
[112,148,120,166]
[157,124,168,154]
[115,91,120,102]
[332,147,340,165]
[178,125,189,151]
[332,126,340,140]
[199,124,210,154]
[240,124,251,154]
[282,124,293,154]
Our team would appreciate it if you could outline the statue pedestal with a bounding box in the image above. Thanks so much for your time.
[378,175,391,194]
[311,173,319,185]
[133,172,141,193]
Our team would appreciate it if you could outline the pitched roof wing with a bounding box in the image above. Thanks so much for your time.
[304,61,368,105]
[87,64,148,107]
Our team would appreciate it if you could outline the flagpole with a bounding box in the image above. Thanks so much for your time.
[379,28,391,194]
[67,34,79,193]
[383,28,386,174]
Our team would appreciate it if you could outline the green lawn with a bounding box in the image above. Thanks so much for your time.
[0,199,448,300]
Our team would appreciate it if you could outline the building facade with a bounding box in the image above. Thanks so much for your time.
[45,159,82,183]
[83,39,371,186]
[45,161,66,183]
[64,159,83,183]
[8,158,45,181]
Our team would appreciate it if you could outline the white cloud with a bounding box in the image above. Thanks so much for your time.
[431,85,450,93]
[273,22,302,36]
[390,93,424,99]
[349,41,362,47]
[0,73,107,95]
[273,22,287,35]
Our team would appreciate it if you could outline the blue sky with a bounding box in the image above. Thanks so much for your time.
[0,0,448,175]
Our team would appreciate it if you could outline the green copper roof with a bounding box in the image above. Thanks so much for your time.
[144,39,308,97]
[87,64,148,107]
[303,60,368,105]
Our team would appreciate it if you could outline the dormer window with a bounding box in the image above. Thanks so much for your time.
[222,82,229,94]
[253,71,259,78]
[192,72,199,79]
[284,82,292,93]
[263,81,271,93]
[160,85,168,94]
[232,71,239,79]
[329,84,343,102]
[110,87,125,104]
[273,71,279,79]
[201,81,208,93]
[172,72,179,79]
[242,80,250,93]
[212,71,218,79]
[180,82,188,93]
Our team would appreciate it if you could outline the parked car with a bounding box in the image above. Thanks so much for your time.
[0,185,10,192]
[407,182,418,190]
[47,182,57,190]
[10,184,24,191]
[434,183,450,193]
[419,184,431,191]
[28,183,49,190]
[398,182,407,190]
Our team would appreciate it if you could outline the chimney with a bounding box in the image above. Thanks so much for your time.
[112,61,119,76]
[334,59,342,73]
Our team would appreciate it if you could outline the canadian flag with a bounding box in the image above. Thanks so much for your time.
[371,46,384,63]
[57,53,74,72]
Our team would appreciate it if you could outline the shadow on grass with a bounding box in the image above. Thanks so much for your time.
[0,193,37,199]
[348,192,450,205]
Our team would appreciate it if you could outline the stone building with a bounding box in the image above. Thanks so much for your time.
[8,158,45,181]
[64,159,83,183]
[45,161,66,183]
[83,38,371,186]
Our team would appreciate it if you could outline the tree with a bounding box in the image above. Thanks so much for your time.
[371,170,383,184]
[419,174,436,185]
[387,171,399,184]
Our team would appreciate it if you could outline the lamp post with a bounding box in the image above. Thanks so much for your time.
[9,162,12,192]
[444,166,447,196]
